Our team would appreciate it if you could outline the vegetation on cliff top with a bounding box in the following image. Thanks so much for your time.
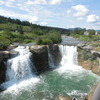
[70,28,100,51]
[0,15,64,50]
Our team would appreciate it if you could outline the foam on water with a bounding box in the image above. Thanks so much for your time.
[1,46,40,94]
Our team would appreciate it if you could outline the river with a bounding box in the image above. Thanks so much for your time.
[0,44,99,100]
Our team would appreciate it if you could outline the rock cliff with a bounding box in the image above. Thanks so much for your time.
[30,44,62,73]
[77,44,100,76]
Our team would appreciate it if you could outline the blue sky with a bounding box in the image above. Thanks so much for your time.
[0,0,100,30]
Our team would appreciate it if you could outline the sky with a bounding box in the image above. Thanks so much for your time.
[0,0,100,30]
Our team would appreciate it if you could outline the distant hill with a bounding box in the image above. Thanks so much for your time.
[68,27,83,31]
[0,15,70,34]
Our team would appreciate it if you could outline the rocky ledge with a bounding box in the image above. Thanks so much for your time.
[77,43,100,100]
[77,43,100,76]
[29,44,62,73]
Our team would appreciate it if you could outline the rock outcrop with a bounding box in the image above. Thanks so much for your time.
[30,44,62,73]
[30,45,49,73]
[78,45,100,76]
[48,44,62,66]
[58,95,71,100]
[0,61,6,84]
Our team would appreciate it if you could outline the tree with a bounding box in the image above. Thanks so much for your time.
[89,30,95,35]
[19,25,24,35]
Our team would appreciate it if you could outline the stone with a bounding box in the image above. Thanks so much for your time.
[30,45,49,73]
[58,95,71,100]
[0,61,6,84]
[86,84,98,100]
[9,50,19,58]
[48,44,62,66]
[7,45,18,50]
[79,61,93,70]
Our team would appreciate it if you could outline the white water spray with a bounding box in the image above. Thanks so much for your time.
[6,46,36,82]
[57,45,82,75]
[1,46,39,91]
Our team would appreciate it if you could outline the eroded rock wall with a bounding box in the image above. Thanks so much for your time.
[30,44,62,73]
[78,47,100,76]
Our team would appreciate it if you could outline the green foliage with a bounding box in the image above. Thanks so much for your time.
[70,28,86,35]
[23,39,32,43]
[41,39,53,45]
[37,38,42,45]
[88,29,95,35]
[0,36,11,50]
[19,25,24,35]
[82,50,96,61]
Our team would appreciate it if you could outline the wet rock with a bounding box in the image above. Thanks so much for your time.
[58,95,71,100]
[48,44,62,66]
[9,50,19,58]
[0,61,6,84]
[86,84,98,100]
[30,45,49,73]
[7,45,18,50]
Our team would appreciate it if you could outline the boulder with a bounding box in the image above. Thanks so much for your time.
[58,95,71,100]
[9,50,19,58]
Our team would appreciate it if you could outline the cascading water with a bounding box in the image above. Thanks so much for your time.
[0,45,100,100]
[47,46,55,68]
[6,46,36,82]
[1,46,39,91]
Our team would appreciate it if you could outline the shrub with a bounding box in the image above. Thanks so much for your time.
[0,36,11,50]
[23,39,32,43]
[42,39,53,45]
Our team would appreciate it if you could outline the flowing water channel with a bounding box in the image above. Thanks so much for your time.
[0,45,100,100]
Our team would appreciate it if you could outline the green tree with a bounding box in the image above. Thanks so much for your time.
[19,25,24,35]
[89,29,95,35]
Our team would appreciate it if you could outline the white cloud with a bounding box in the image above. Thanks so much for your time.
[87,14,100,23]
[77,17,84,21]
[72,5,89,16]
[0,7,39,24]
[29,16,39,24]
[67,10,71,14]
[26,0,47,5]
[40,22,48,25]
[0,0,4,5]
[49,0,62,5]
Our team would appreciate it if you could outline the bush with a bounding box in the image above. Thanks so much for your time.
[42,39,53,45]
[23,39,32,43]
[0,36,11,50]
[82,50,96,61]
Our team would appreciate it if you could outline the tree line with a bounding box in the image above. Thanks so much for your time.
[0,15,70,34]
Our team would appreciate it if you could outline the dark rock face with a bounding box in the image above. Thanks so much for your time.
[30,44,62,73]
[30,45,49,73]
[48,44,62,66]
[0,61,6,84]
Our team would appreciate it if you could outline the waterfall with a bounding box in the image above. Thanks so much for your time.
[59,45,78,65]
[47,46,55,68]
[1,46,39,90]
[6,46,36,82]
[57,45,82,74]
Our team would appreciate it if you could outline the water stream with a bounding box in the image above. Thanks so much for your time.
[0,45,100,100]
